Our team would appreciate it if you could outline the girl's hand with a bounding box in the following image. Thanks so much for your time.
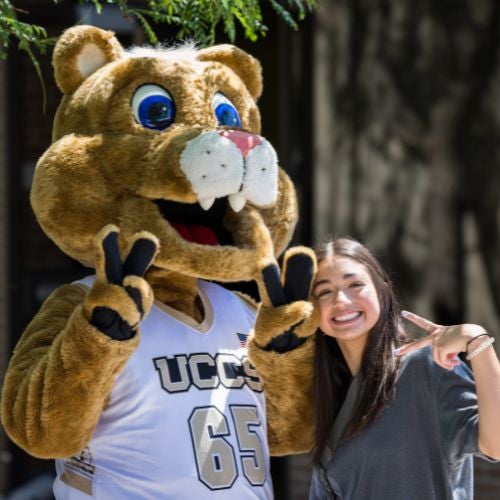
[394,311,487,370]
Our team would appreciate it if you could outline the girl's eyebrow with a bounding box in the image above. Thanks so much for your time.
[342,272,359,279]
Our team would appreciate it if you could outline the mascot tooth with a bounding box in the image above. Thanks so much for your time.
[228,192,247,212]
[198,196,216,211]
[1,24,318,499]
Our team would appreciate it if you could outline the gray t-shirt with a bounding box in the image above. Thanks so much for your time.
[309,346,498,500]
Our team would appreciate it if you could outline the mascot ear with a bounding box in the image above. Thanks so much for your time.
[197,44,263,101]
[53,25,124,94]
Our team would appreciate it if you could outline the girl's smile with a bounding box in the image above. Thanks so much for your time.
[330,310,363,326]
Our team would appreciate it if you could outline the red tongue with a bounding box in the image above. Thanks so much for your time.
[171,223,219,245]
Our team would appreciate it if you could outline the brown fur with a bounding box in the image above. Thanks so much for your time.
[249,245,319,453]
[197,45,263,100]
[248,338,316,454]
[1,25,313,459]
[1,284,138,457]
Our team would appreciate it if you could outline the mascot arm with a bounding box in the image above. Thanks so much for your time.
[1,227,158,458]
[248,247,318,456]
[248,336,315,456]
[0,283,139,458]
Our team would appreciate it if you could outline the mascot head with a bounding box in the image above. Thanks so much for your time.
[31,25,298,284]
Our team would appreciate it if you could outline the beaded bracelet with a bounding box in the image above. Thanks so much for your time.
[466,337,495,360]
[465,333,490,350]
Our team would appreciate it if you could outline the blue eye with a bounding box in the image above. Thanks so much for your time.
[132,84,176,131]
[215,103,241,127]
[212,92,242,128]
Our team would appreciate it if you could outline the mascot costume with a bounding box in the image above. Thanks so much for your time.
[1,25,317,498]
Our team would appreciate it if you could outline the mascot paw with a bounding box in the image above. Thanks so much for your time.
[83,225,159,340]
[254,246,319,353]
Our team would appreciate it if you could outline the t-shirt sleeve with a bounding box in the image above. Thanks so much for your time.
[438,360,499,464]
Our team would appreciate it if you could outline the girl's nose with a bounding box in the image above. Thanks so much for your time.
[333,290,350,304]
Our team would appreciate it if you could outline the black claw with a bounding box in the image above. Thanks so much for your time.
[262,264,287,307]
[101,231,122,285]
[123,238,157,278]
[265,326,307,353]
[284,253,314,302]
[90,306,135,341]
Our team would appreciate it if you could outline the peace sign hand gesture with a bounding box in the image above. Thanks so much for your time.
[395,311,487,370]
[252,246,319,353]
[82,225,159,341]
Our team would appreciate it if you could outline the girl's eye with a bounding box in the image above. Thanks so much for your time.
[316,289,332,299]
[212,92,242,128]
[349,282,364,288]
[132,84,176,131]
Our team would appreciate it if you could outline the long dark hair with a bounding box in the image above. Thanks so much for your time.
[312,237,401,464]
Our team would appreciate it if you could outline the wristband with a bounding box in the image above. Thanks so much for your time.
[465,333,490,351]
[466,337,495,360]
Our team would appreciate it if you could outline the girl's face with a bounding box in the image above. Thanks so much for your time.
[313,256,381,345]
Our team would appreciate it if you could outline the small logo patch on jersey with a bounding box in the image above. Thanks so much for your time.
[236,332,249,348]
[60,447,95,495]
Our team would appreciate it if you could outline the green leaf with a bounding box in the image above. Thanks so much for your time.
[22,42,47,112]
[0,0,319,78]
[131,10,159,44]
[267,0,298,30]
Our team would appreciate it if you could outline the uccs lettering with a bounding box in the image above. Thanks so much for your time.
[153,353,262,393]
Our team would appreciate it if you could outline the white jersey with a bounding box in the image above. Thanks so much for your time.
[54,278,272,499]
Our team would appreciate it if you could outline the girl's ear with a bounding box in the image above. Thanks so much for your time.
[53,25,124,94]
[197,44,263,101]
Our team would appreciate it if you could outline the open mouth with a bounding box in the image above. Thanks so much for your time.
[154,198,234,246]
[332,311,362,324]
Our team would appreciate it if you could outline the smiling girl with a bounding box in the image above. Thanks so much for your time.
[308,237,500,500]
